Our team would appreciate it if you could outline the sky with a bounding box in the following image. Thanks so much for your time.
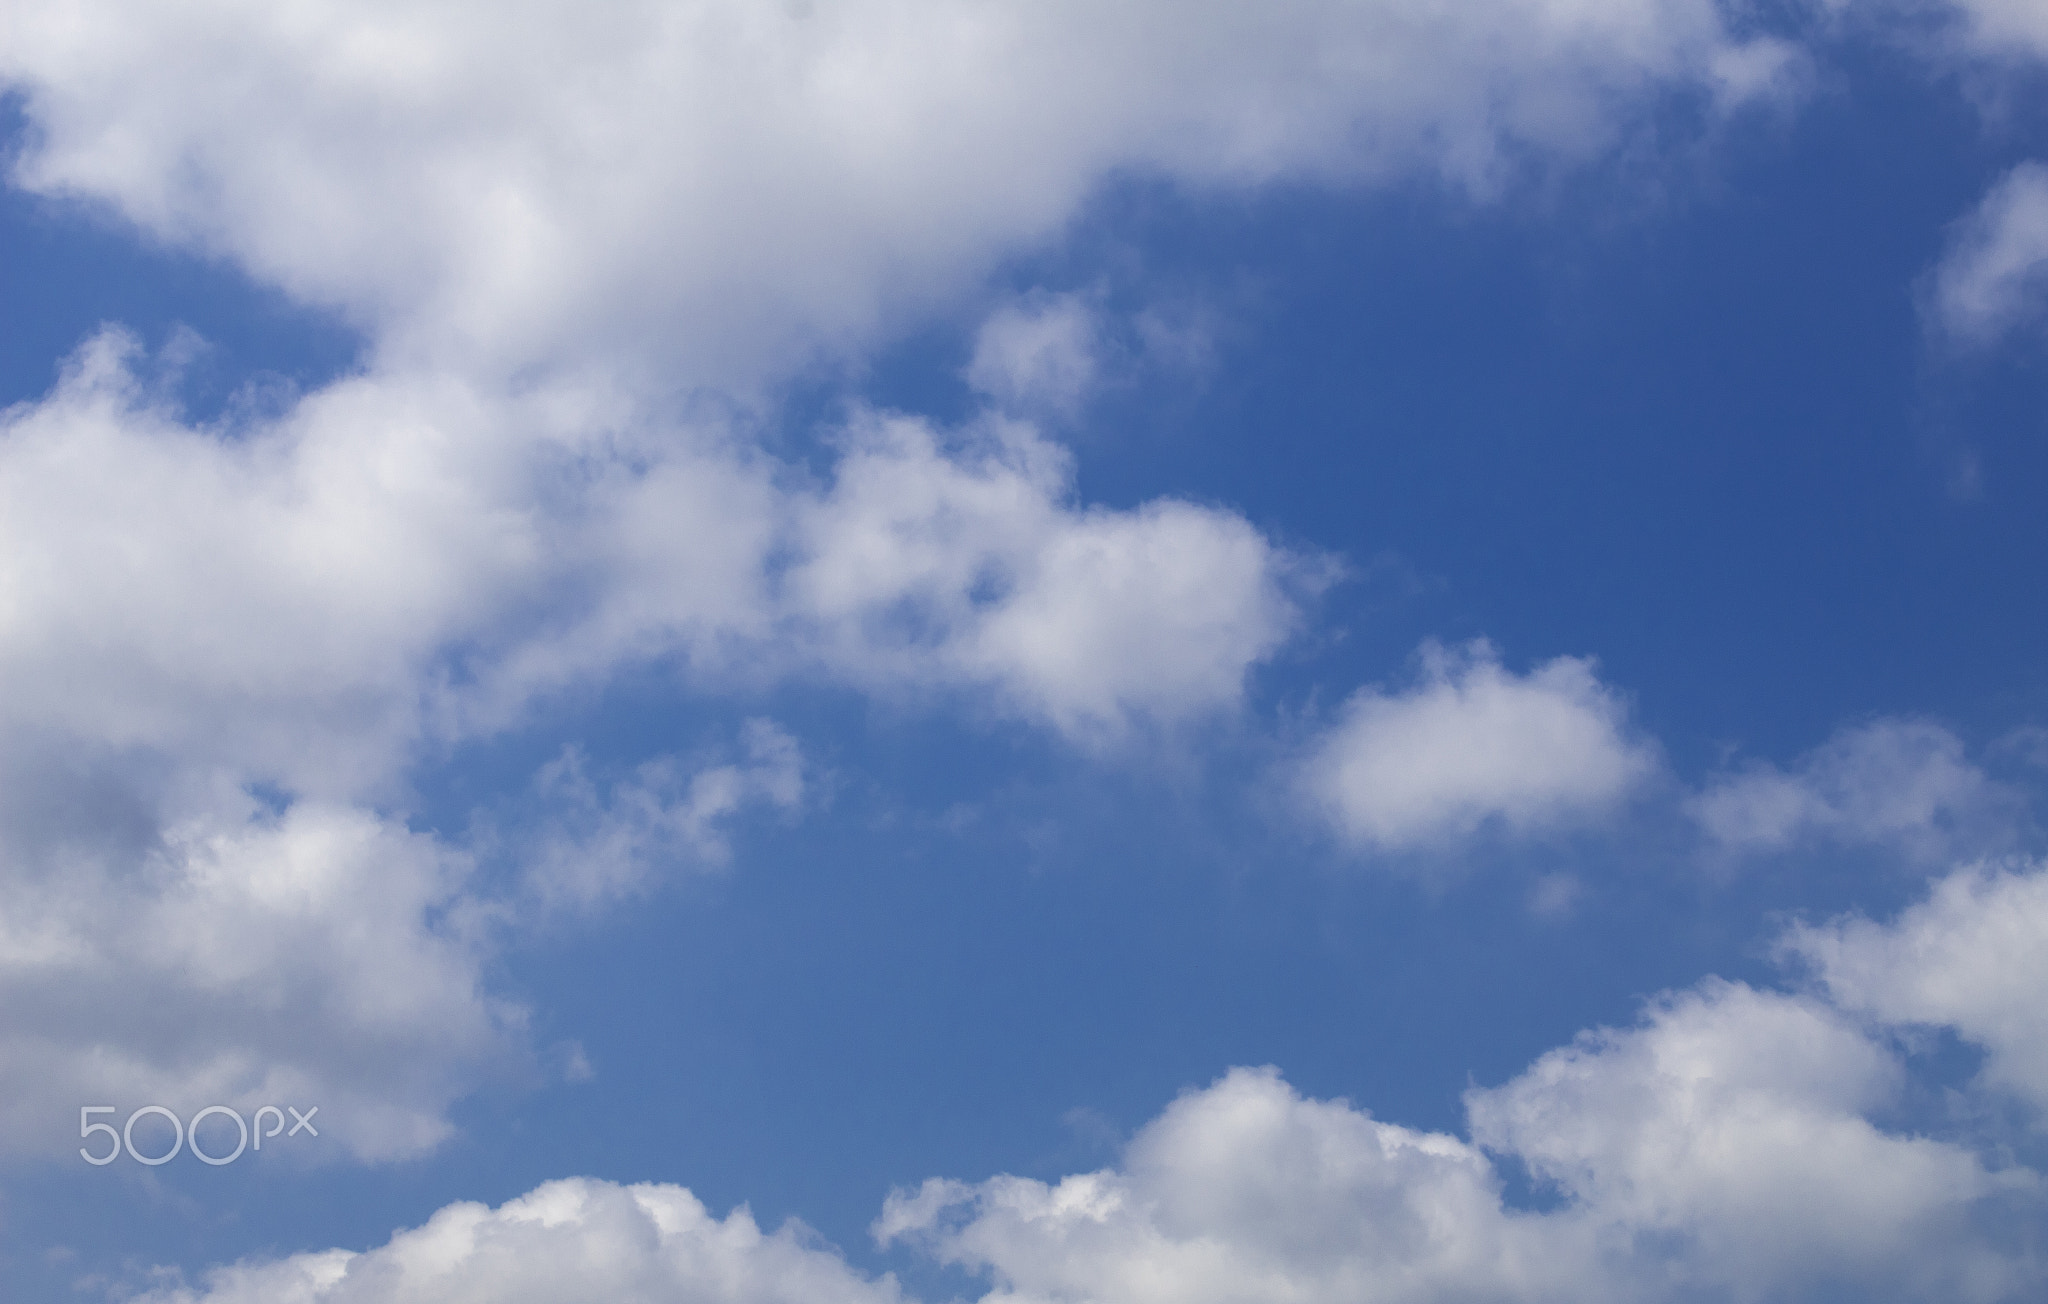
[2,2,2048,1301]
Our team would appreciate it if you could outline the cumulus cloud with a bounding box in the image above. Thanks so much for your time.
[1688,717,2014,860]
[885,1038,2021,1303]
[1303,641,1656,851]
[3,331,1298,770]
[882,1067,1576,1304]
[0,793,510,1162]
[1928,162,2048,347]
[0,333,534,798]
[134,1178,906,1304]
[788,412,1307,738]
[1,0,1796,385]
[1467,981,2016,1301]
[1787,861,2048,1116]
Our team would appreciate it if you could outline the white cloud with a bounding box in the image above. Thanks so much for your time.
[880,1067,1570,1304]
[2,331,1299,773]
[1303,641,1656,850]
[788,412,1308,739]
[134,1178,905,1304]
[1,0,1795,385]
[0,794,511,1162]
[0,333,531,799]
[1928,162,2048,347]
[1467,980,2017,1301]
[1787,860,2048,1117]
[1688,718,2012,859]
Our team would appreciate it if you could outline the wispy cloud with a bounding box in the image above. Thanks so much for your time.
[1928,162,2048,349]
[1688,718,2020,862]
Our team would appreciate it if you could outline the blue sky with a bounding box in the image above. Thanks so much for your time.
[3,3,2048,1302]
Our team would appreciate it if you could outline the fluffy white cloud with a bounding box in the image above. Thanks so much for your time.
[1928,162,2048,347]
[0,333,536,799]
[880,1066,1587,1304]
[1303,641,1656,851]
[883,1014,2024,1303]
[0,793,509,1162]
[2,331,1298,777]
[135,1178,905,1304]
[1467,981,2017,1301]
[1688,717,2013,859]
[788,412,1307,738]
[1787,861,2048,1117]
[1,0,1796,385]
